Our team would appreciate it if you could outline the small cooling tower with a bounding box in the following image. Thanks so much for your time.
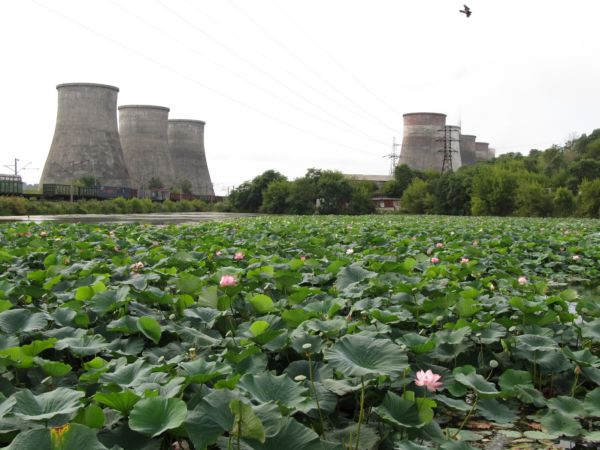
[119,105,175,190]
[444,125,463,171]
[475,142,490,162]
[488,147,496,160]
[40,83,131,187]
[459,134,477,166]
[398,113,447,172]
[168,120,215,196]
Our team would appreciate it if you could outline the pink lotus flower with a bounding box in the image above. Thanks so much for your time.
[472,241,478,247]
[435,242,444,248]
[234,252,244,261]
[300,255,306,261]
[414,369,443,392]
[431,257,440,264]
[215,250,223,256]
[346,248,354,255]
[460,257,469,264]
[219,275,237,287]
[572,255,580,261]
[518,276,527,285]
[39,231,48,237]
[130,261,144,272]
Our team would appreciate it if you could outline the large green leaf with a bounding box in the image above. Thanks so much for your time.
[230,400,266,443]
[6,424,108,450]
[324,334,408,378]
[334,264,377,291]
[0,309,47,334]
[136,316,162,344]
[13,388,85,421]
[185,389,236,450]
[540,411,583,437]
[547,396,586,418]
[584,387,600,416]
[129,397,187,437]
[373,391,421,428]
[94,390,140,415]
[453,369,498,395]
[238,372,308,410]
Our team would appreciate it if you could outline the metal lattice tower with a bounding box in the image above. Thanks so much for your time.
[438,127,460,173]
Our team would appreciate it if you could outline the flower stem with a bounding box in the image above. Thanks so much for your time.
[355,377,366,450]
[453,394,477,439]
[307,352,325,436]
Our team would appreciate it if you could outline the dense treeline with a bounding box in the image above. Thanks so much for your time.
[228,129,600,217]
[0,196,227,216]
[228,169,376,215]
[394,128,600,217]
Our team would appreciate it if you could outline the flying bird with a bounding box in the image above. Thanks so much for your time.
[459,4,472,17]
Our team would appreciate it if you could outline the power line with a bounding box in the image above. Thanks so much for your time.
[225,0,400,134]
[31,0,384,160]
[270,0,404,122]
[108,0,388,147]
[153,0,389,147]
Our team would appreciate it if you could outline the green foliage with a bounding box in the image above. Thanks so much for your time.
[229,170,287,212]
[578,178,600,217]
[401,178,431,213]
[147,177,164,189]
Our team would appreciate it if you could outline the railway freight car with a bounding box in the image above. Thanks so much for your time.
[0,174,24,195]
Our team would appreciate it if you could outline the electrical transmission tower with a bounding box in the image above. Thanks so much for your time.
[383,138,400,175]
[437,128,459,174]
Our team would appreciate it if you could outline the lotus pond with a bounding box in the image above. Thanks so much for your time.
[0,216,599,450]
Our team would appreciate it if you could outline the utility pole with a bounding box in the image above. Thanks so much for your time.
[383,138,400,175]
[3,158,38,176]
[437,127,459,174]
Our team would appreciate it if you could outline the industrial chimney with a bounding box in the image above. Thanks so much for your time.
[444,125,463,171]
[168,120,215,196]
[475,142,490,162]
[398,113,447,172]
[459,134,477,166]
[118,105,175,190]
[40,83,131,187]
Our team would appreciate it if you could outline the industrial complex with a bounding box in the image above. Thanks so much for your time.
[39,83,214,197]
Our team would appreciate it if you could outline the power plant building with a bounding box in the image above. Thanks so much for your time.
[475,142,490,162]
[118,105,175,190]
[168,120,215,196]
[459,134,477,166]
[398,113,447,172]
[40,83,132,187]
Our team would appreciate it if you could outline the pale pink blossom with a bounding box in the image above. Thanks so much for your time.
[130,262,144,271]
[219,275,237,287]
[300,256,306,261]
[460,257,470,264]
[234,252,244,261]
[572,255,580,261]
[472,241,478,247]
[215,250,223,257]
[435,243,444,249]
[426,248,432,256]
[414,369,443,392]
[518,276,528,285]
[346,248,354,255]
[39,231,48,237]
[431,257,440,264]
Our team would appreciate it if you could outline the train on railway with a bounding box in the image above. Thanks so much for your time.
[0,174,222,203]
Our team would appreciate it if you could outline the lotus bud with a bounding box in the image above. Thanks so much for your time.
[489,360,499,368]
[169,313,176,320]
[302,343,312,350]
[294,375,307,382]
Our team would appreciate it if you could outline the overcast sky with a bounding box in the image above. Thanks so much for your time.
[2,0,599,194]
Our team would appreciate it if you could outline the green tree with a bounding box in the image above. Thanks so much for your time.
[381,164,423,198]
[261,179,291,213]
[553,187,576,217]
[148,177,164,189]
[228,170,287,212]
[515,181,553,217]
[401,178,431,213]
[348,181,376,215]
[470,167,519,216]
[577,179,600,217]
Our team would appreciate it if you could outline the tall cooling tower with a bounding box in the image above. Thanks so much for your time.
[398,113,446,172]
[475,142,490,162]
[445,125,462,171]
[168,120,215,196]
[459,134,477,166]
[40,83,131,187]
[119,105,175,189]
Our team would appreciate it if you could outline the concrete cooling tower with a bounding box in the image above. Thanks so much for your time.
[475,142,490,162]
[40,83,131,187]
[459,134,477,166]
[444,125,463,171]
[398,113,447,172]
[168,120,215,196]
[488,147,496,160]
[118,105,175,190]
